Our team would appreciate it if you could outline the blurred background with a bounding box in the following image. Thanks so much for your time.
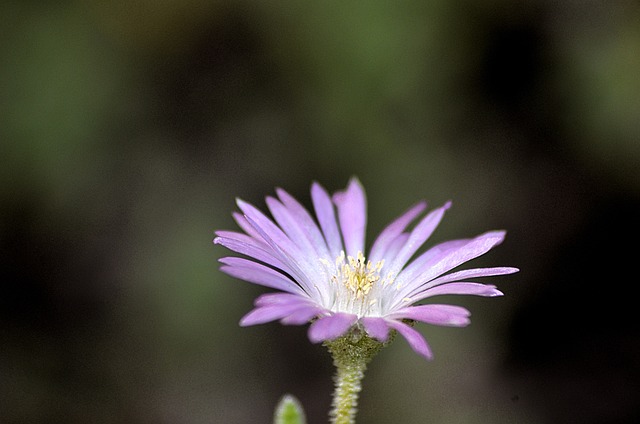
[2,1,639,423]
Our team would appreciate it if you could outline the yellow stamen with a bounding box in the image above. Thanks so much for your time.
[339,252,384,299]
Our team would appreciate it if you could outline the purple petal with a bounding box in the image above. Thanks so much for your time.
[361,317,391,342]
[252,293,324,324]
[386,320,433,360]
[388,304,471,327]
[332,178,367,258]
[425,267,519,287]
[241,212,318,297]
[219,257,306,295]
[394,231,507,300]
[267,196,320,261]
[236,199,305,261]
[276,188,332,260]
[214,231,290,271]
[380,233,410,264]
[311,182,343,260]
[428,230,506,278]
[280,305,325,325]
[254,292,312,307]
[410,282,503,303]
[308,312,358,343]
[383,202,451,281]
[236,198,286,243]
[240,303,313,326]
[394,238,472,288]
[368,201,427,264]
[232,212,263,240]
[394,238,470,289]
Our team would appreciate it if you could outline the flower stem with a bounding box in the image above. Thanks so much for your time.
[330,356,366,424]
[325,331,388,424]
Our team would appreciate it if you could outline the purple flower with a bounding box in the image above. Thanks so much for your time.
[214,178,518,359]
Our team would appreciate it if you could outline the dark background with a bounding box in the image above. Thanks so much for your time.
[2,1,639,423]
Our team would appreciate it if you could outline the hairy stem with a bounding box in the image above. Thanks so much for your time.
[325,331,389,424]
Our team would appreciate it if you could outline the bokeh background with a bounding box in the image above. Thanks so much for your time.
[2,1,639,423]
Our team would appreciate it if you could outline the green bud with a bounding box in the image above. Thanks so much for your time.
[274,394,306,424]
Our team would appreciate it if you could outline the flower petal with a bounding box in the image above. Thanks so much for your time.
[425,267,519,287]
[386,320,433,360]
[276,188,332,259]
[280,305,325,325]
[214,231,290,271]
[361,317,391,342]
[232,212,263,240]
[392,231,507,305]
[240,211,318,296]
[409,282,503,303]
[388,304,471,327]
[308,312,358,343]
[424,230,506,281]
[311,182,343,260]
[332,178,367,258]
[382,202,451,281]
[368,201,427,264]
[402,267,518,300]
[236,199,300,260]
[254,292,313,307]
[380,233,410,265]
[219,257,307,295]
[250,293,324,325]
[267,196,323,263]
[393,238,472,289]
[240,303,313,326]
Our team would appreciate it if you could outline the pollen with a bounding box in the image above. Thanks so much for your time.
[335,251,384,299]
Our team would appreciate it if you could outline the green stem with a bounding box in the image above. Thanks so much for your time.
[325,331,389,424]
[330,354,366,424]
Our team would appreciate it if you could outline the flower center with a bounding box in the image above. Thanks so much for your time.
[342,252,382,298]
[330,251,384,316]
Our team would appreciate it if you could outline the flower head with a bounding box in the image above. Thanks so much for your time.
[214,178,518,359]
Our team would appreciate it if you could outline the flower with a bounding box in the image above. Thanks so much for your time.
[213,178,518,359]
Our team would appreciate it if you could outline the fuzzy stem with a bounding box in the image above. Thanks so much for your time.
[325,331,389,424]
[330,354,366,424]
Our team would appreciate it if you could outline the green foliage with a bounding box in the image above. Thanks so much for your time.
[274,394,306,424]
